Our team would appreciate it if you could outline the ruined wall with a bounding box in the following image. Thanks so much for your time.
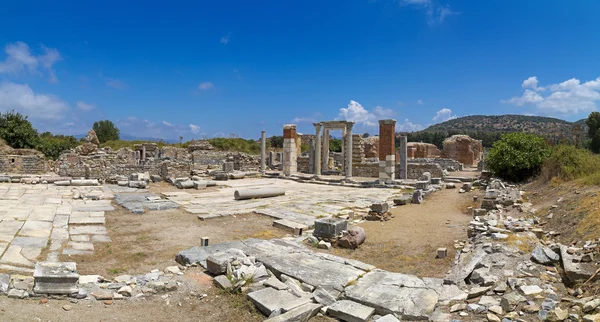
[0,152,48,174]
[406,163,444,180]
[408,158,462,171]
[441,135,483,166]
[407,143,441,158]
[362,136,378,158]
[297,156,310,173]
[353,162,379,177]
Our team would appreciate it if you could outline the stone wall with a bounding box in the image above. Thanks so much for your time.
[441,135,483,166]
[297,155,310,173]
[408,158,462,171]
[407,143,441,158]
[405,163,444,179]
[353,162,379,178]
[0,152,48,174]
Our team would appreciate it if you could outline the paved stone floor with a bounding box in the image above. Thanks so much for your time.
[165,178,401,226]
[0,184,136,273]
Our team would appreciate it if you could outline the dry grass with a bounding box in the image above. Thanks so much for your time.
[575,194,600,239]
[503,234,537,253]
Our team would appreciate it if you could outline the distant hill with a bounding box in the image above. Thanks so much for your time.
[422,115,587,138]
[401,114,589,148]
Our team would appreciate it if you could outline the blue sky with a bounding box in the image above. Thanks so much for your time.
[1,0,600,140]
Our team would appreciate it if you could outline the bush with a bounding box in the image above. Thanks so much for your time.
[540,145,600,182]
[36,132,79,160]
[486,132,550,182]
[0,110,39,149]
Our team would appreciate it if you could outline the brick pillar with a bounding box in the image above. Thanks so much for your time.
[378,119,396,184]
[398,136,407,179]
[283,124,297,176]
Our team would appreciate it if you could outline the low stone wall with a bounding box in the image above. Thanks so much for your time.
[408,158,462,171]
[297,156,310,173]
[405,163,444,179]
[353,162,378,178]
[0,153,48,174]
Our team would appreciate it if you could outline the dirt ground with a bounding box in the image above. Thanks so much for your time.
[329,187,479,277]
[5,179,482,321]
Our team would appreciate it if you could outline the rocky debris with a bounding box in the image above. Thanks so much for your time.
[366,202,393,221]
[187,140,214,151]
[338,227,366,249]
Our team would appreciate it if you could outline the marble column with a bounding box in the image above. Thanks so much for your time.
[314,123,322,176]
[345,123,353,179]
[260,131,266,173]
[282,124,297,176]
[398,135,407,179]
[322,128,330,171]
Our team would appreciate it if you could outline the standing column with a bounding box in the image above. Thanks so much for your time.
[398,135,407,180]
[322,129,329,171]
[309,138,315,174]
[378,119,396,184]
[345,123,353,179]
[282,124,298,176]
[141,145,146,164]
[260,131,266,173]
[314,123,322,176]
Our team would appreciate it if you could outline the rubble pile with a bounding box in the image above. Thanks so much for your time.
[0,262,180,302]
[365,202,393,221]
[444,176,600,322]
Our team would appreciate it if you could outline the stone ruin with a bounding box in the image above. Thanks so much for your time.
[441,134,483,166]
[407,142,441,158]
[0,140,49,174]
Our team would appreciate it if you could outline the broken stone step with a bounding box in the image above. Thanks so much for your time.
[33,262,79,295]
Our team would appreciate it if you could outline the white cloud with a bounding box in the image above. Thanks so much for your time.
[106,78,127,90]
[162,121,173,127]
[220,33,232,45]
[0,41,62,82]
[432,108,457,122]
[0,82,69,120]
[503,76,600,115]
[417,99,424,105]
[64,122,75,127]
[189,124,201,134]
[400,0,459,25]
[76,101,95,111]
[522,76,544,91]
[291,117,317,124]
[198,82,214,90]
[337,100,396,127]
[397,118,424,132]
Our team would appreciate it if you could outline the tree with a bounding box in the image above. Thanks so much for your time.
[486,132,550,182]
[586,112,600,153]
[329,138,342,152]
[0,110,39,149]
[92,120,120,144]
[362,132,370,138]
[269,136,283,149]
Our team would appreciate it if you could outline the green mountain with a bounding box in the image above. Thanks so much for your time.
[423,115,586,138]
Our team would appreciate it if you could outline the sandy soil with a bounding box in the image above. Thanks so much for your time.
[329,188,480,277]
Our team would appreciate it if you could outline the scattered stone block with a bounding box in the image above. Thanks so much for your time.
[370,203,389,214]
[263,303,323,322]
[328,300,375,322]
[7,289,28,299]
[313,218,347,239]
[247,287,312,316]
[338,227,366,249]
[313,286,337,306]
[317,240,332,249]
[213,275,233,290]
[437,248,447,259]
[33,262,79,295]
[531,245,560,265]
[273,219,308,235]
[412,190,423,204]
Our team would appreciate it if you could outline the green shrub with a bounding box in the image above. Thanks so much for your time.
[541,145,600,182]
[487,132,550,182]
[37,132,79,160]
[207,138,260,154]
[0,110,39,149]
